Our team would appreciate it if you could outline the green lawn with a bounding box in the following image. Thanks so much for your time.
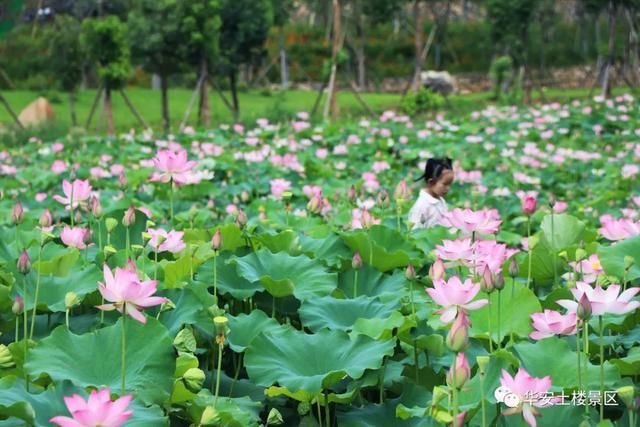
[0,85,634,137]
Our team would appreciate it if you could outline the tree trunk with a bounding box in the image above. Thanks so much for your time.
[357,10,366,89]
[229,71,240,122]
[199,59,211,127]
[325,0,341,121]
[69,91,77,127]
[279,28,289,89]
[104,86,114,136]
[412,0,424,92]
[0,92,23,129]
[624,7,638,85]
[161,74,170,134]
[602,0,616,99]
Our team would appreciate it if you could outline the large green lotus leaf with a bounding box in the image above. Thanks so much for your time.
[162,251,208,289]
[228,249,337,300]
[197,252,263,299]
[299,232,352,268]
[513,337,621,389]
[226,310,287,353]
[341,225,419,272]
[25,317,175,405]
[213,223,247,253]
[14,262,101,312]
[160,286,212,336]
[0,377,167,426]
[299,295,398,331]
[91,205,148,250]
[254,229,302,255]
[410,226,453,258]
[541,213,585,251]
[33,243,79,276]
[610,347,640,375]
[190,389,262,427]
[245,327,395,395]
[518,238,557,287]
[598,236,640,281]
[336,265,406,303]
[469,281,541,343]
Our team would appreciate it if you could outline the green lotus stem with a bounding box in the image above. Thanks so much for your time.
[480,368,487,427]
[69,185,75,227]
[488,300,494,352]
[15,317,19,344]
[551,212,557,288]
[97,218,103,252]
[65,309,70,329]
[413,339,419,383]
[452,354,459,421]
[599,316,604,423]
[584,321,590,417]
[125,227,130,260]
[497,290,501,351]
[324,389,330,427]
[100,296,105,326]
[214,342,223,406]
[213,253,218,302]
[15,226,20,257]
[510,277,515,344]
[379,364,385,403]
[576,322,582,392]
[623,267,628,292]
[526,217,532,290]
[353,270,358,298]
[271,296,276,319]
[29,235,43,340]
[368,239,373,267]
[629,408,634,427]
[169,178,174,224]
[121,306,127,395]
[23,276,28,364]
[317,397,323,425]
[154,250,159,281]
[229,353,243,396]
[409,280,415,319]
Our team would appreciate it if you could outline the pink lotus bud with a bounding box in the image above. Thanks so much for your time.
[212,229,222,251]
[122,205,136,227]
[119,172,128,188]
[17,249,31,274]
[405,263,416,280]
[522,195,537,215]
[39,209,52,228]
[494,272,505,290]
[361,209,374,228]
[394,179,410,201]
[347,185,357,202]
[352,252,362,269]
[446,352,470,389]
[82,228,92,245]
[451,411,467,427]
[429,258,446,281]
[12,202,24,224]
[307,195,322,214]
[480,265,495,293]
[91,196,102,217]
[508,258,519,277]
[12,296,24,315]
[236,210,248,228]
[377,190,389,208]
[446,312,469,352]
[577,294,592,321]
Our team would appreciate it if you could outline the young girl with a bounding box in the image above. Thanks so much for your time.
[408,157,454,230]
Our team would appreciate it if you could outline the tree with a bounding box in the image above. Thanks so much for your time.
[81,16,131,135]
[218,0,273,120]
[49,15,84,126]
[178,0,221,127]
[485,0,538,67]
[271,0,295,89]
[128,0,188,134]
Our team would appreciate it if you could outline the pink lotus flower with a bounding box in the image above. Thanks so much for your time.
[500,368,554,427]
[552,201,568,213]
[51,160,67,174]
[443,208,502,235]
[61,227,90,249]
[557,282,640,316]
[569,254,604,284]
[529,310,577,340]
[53,179,92,210]
[599,218,640,241]
[149,149,197,186]
[96,265,167,324]
[473,240,519,275]
[351,208,380,229]
[425,276,488,323]
[147,228,186,253]
[270,178,292,199]
[522,196,537,215]
[50,387,133,427]
[435,238,474,262]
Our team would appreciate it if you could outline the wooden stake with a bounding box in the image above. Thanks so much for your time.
[120,89,150,130]
[0,92,23,129]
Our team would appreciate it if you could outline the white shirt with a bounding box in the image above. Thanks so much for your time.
[407,189,448,230]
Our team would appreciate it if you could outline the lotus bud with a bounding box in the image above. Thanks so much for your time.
[74,209,83,225]
[624,256,635,271]
[105,217,118,233]
[12,296,24,315]
[480,265,494,293]
[494,272,505,290]
[232,195,240,205]
[575,248,587,262]
[429,258,446,281]
[577,294,592,321]
[200,405,220,425]
[476,355,490,375]
[394,179,410,202]
[0,344,15,368]
[182,367,206,393]
[39,209,52,228]
[522,195,537,215]
[91,196,102,217]
[118,172,127,188]
[361,209,374,228]
[307,195,322,214]
[352,251,362,269]
[65,291,80,309]
[17,249,30,274]
[377,189,390,209]
[297,401,311,416]
[616,386,635,409]
[347,185,357,202]
[82,228,92,245]
[12,202,24,224]
[236,210,248,228]
[266,408,284,426]
[452,412,467,427]
[446,312,469,352]
[578,420,591,427]
[211,229,222,251]
[240,191,250,202]
[122,205,136,227]
[508,258,519,277]
[405,263,416,281]
[446,352,470,389]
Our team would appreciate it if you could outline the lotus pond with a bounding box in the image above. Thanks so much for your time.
[0,95,639,427]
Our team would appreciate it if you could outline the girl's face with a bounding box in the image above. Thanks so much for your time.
[428,170,454,198]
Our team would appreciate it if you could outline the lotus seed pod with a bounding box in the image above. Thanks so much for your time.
[65,292,80,309]
[476,356,490,375]
[297,401,311,416]
[616,386,635,409]
[105,218,118,233]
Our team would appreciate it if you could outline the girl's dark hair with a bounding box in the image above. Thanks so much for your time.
[415,157,453,183]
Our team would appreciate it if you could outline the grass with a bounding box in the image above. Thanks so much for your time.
[0,85,635,138]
